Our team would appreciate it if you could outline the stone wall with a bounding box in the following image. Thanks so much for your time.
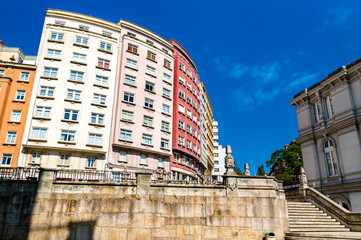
[0,170,288,240]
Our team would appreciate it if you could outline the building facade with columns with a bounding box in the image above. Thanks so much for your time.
[19,9,121,170]
[0,42,36,168]
[290,58,361,211]
[107,20,174,173]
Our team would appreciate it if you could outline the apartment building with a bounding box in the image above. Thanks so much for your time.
[169,39,205,181]
[200,83,214,177]
[0,42,36,167]
[290,58,361,211]
[19,9,121,170]
[108,20,174,172]
[212,121,225,182]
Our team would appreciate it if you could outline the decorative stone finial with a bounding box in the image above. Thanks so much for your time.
[244,163,250,176]
[224,145,236,176]
[299,167,308,189]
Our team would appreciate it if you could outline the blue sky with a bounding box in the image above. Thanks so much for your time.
[3,0,361,174]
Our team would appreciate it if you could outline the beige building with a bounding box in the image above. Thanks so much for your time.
[290,58,361,211]
[19,9,121,170]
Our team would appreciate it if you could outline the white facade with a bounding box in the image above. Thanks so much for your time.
[212,121,226,182]
[290,59,361,211]
[19,9,121,170]
[108,20,174,172]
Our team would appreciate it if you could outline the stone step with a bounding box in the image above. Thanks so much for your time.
[290,221,340,225]
[289,212,328,216]
[287,203,315,207]
[288,208,321,212]
[289,227,350,232]
[287,202,312,205]
[290,223,343,228]
[288,206,319,210]
[289,218,336,223]
[286,232,361,240]
[289,215,331,219]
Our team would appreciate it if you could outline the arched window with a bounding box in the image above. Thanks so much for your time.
[324,140,338,176]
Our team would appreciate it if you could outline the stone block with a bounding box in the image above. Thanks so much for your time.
[116,213,130,226]
[129,213,145,228]
[97,213,116,227]
[235,217,252,229]
[128,228,151,240]
[101,227,120,240]
[6,213,20,225]
[202,227,218,239]
[218,227,240,239]
[251,218,263,230]
[206,216,223,226]
[262,218,275,231]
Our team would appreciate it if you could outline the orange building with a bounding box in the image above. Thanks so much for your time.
[0,41,36,167]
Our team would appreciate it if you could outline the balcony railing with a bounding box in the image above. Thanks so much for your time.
[151,169,217,185]
[0,167,40,180]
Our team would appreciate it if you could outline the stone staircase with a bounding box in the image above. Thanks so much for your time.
[285,201,361,239]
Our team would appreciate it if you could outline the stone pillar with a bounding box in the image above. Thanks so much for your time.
[136,172,152,195]
[223,145,238,189]
[37,168,56,193]
[244,163,250,176]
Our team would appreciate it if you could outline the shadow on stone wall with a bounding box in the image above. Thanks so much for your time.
[66,221,95,240]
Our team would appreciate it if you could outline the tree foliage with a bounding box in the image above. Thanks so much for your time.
[266,141,303,185]
[234,162,243,176]
[257,164,265,176]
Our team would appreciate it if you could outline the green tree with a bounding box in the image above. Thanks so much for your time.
[234,162,243,176]
[266,141,303,185]
[257,164,265,176]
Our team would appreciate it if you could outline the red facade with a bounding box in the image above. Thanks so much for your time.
[169,40,204,179]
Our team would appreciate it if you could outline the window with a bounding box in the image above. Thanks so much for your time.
[60,130,75,142]
[179,62,185,71]
[174,153,180,163]
[72,53,86,63]
[44,67,58,78]
[127,32,136,37]
[142,134,152,145]
[147,51,156,61]
[79,25,89,31]
[1,154,12,166]
[31,153,40,164]
[146,66,155,75]
[35,106,51,118]
[144,98,154,109]
[187,124,192,134]
[100,42,111,52]
[50,32,64,41]
[162,73,171,84]
[187,95,192,104]
[88,134,102,145]
[123,92,135,103]
[146,39,154,45]
[70,71,84,82]
[140,155,147,165]
[119,152,126,162]
[312,103,320,124]
[64,109,79,121]
[5,132,17,144]
[91,113,104,125]
[183,156,188,165]
[145,81,155,92]
[187,140,191,149]
[193,101,197,109]
[126,59,137,69]
[121,110,133,122]
[127,44,138,54]
[324,140,338,177]
[193,114,197,122]
[39,86,54,97]
[323,96,334,120]
[179,89,185,99]
[0,70,4,76]
[19,72,30,81]
[59,155,69,166]
[11,110,21,122]
[214,168,219,172]
[187,69,191,77]
[95,75,108,86]
[15,90,25,101]
[162,104,170,115]
[193,129,197,136]
[179,104,185,114]
[163,88,170,98]
[93,94,106,105]
[143,116,153,127]
[178,120,184,130]
[120,129,132,141]
[193,143,197,152]
[87,157,95,168]
[55,20,65,26]
[187,109,192,118]
[178,136,184,146]
[164,59,171,68]
[31,128,47,140]
[161,139,169,149]
[98,58,110,69]
[158,158,164,168]
[214,160,219,164]
[66,89,81,101]
[179,76,185,85]
[161,121,169,132]
[125,75,136,86]
[187,82,192,90]
[47,49,61,59]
